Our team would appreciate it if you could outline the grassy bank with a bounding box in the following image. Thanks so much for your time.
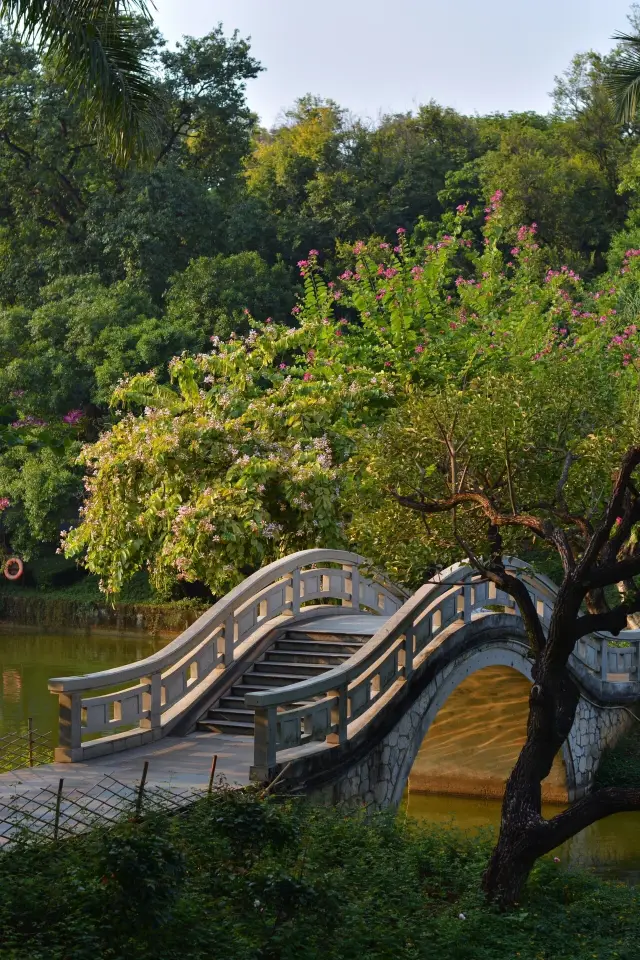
[1,789,638,960]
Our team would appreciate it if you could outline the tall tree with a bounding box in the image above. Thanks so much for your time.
[0,0,161,163]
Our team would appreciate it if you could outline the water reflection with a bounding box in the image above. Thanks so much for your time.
[410,665,566,801]
[0,626,167,738]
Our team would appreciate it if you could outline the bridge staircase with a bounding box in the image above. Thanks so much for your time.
[197,620,378,736]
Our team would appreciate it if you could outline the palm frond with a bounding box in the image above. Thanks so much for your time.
[0,0,162,164]
[605,31,640,124]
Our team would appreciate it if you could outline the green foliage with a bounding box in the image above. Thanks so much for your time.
[595,722,640,789]
[64,194,640,594]
[1,792,639,959]
[165,251,296,339]
[1,0,162,165]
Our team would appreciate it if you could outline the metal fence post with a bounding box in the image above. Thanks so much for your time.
[53,778,64,840]
[208,754,218,795]
[27,717,34,767]
[135,760,149,818]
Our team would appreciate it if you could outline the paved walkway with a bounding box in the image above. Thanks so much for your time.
[0,731,252,800]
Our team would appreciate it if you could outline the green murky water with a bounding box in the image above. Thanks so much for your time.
[403,791,640,883]
[0,626,166,739]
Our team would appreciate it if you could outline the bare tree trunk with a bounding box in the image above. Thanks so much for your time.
[482,651,581,908]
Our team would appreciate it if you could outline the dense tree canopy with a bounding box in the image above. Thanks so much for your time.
[3,11,640,560]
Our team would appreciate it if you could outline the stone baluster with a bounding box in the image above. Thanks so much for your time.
[251,705,277,781]
[291,567,301,615]
[141,671,162,737]
[224,614,235,664]
[327,686,348,744]
[600,638,609,681]
[342,563,360,610]
[55,691,82,762]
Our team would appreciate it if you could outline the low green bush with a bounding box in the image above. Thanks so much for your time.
[595,720,640,789]
[1,789,639,960]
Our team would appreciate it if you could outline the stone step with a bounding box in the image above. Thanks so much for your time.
[274,637,364,656]
[197,718,254,735]
[207,705,254,722]
[254,660,327,677]
[266,649,348,667]
[240,671,316,688]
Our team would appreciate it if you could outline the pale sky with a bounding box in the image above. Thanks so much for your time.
[153,0,636,127]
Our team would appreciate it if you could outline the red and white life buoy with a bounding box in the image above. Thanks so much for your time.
[3,557,23,581]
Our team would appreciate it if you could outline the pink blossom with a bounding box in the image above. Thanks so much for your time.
[0,497,10,511]
[279,363,287,370]
[62,409,84,425]
[309,249,319,256]
[415,345,424,354]
[456,204,467,213]
[353,241,365,255]
[291,305,301,314]
[11,416,47,428]
[302,372,313,381]
[396,227,406,235]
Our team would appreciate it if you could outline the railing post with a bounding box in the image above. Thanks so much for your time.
[463,582,472,622]
[55,691,82,762]
[141,671,162,737]
[250,705,277,781]
[291,567,301,615]
[224,614,235,664]
[326,687,348,745]
[403,629,414,679]
[600,638,609,682]
[343,564,360,610]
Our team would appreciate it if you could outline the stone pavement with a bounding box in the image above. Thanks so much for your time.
[0,731,253,800]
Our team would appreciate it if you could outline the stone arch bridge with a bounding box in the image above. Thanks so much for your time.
[47,551,640,807]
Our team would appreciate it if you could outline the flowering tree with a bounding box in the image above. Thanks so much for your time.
[64,195,640,596]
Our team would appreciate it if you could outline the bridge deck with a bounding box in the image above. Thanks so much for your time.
[0,732,251,802]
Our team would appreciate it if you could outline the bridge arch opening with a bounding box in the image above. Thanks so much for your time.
[389,646,575,808]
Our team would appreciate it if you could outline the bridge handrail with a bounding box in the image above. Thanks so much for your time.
[246,557,640,778]
[48,548,407,762]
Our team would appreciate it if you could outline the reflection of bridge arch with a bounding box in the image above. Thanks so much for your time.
[388,643,576,808]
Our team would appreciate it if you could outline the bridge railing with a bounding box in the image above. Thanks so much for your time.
[48,549,406,762]
[247,558,640,778]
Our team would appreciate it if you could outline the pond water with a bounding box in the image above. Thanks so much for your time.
[403,791,640,883]
[0,625,167,739]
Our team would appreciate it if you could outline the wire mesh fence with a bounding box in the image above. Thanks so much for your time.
[0,720,54,773]
[0,755,219,851]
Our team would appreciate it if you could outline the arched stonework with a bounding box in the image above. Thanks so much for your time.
[310,629,632,811]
